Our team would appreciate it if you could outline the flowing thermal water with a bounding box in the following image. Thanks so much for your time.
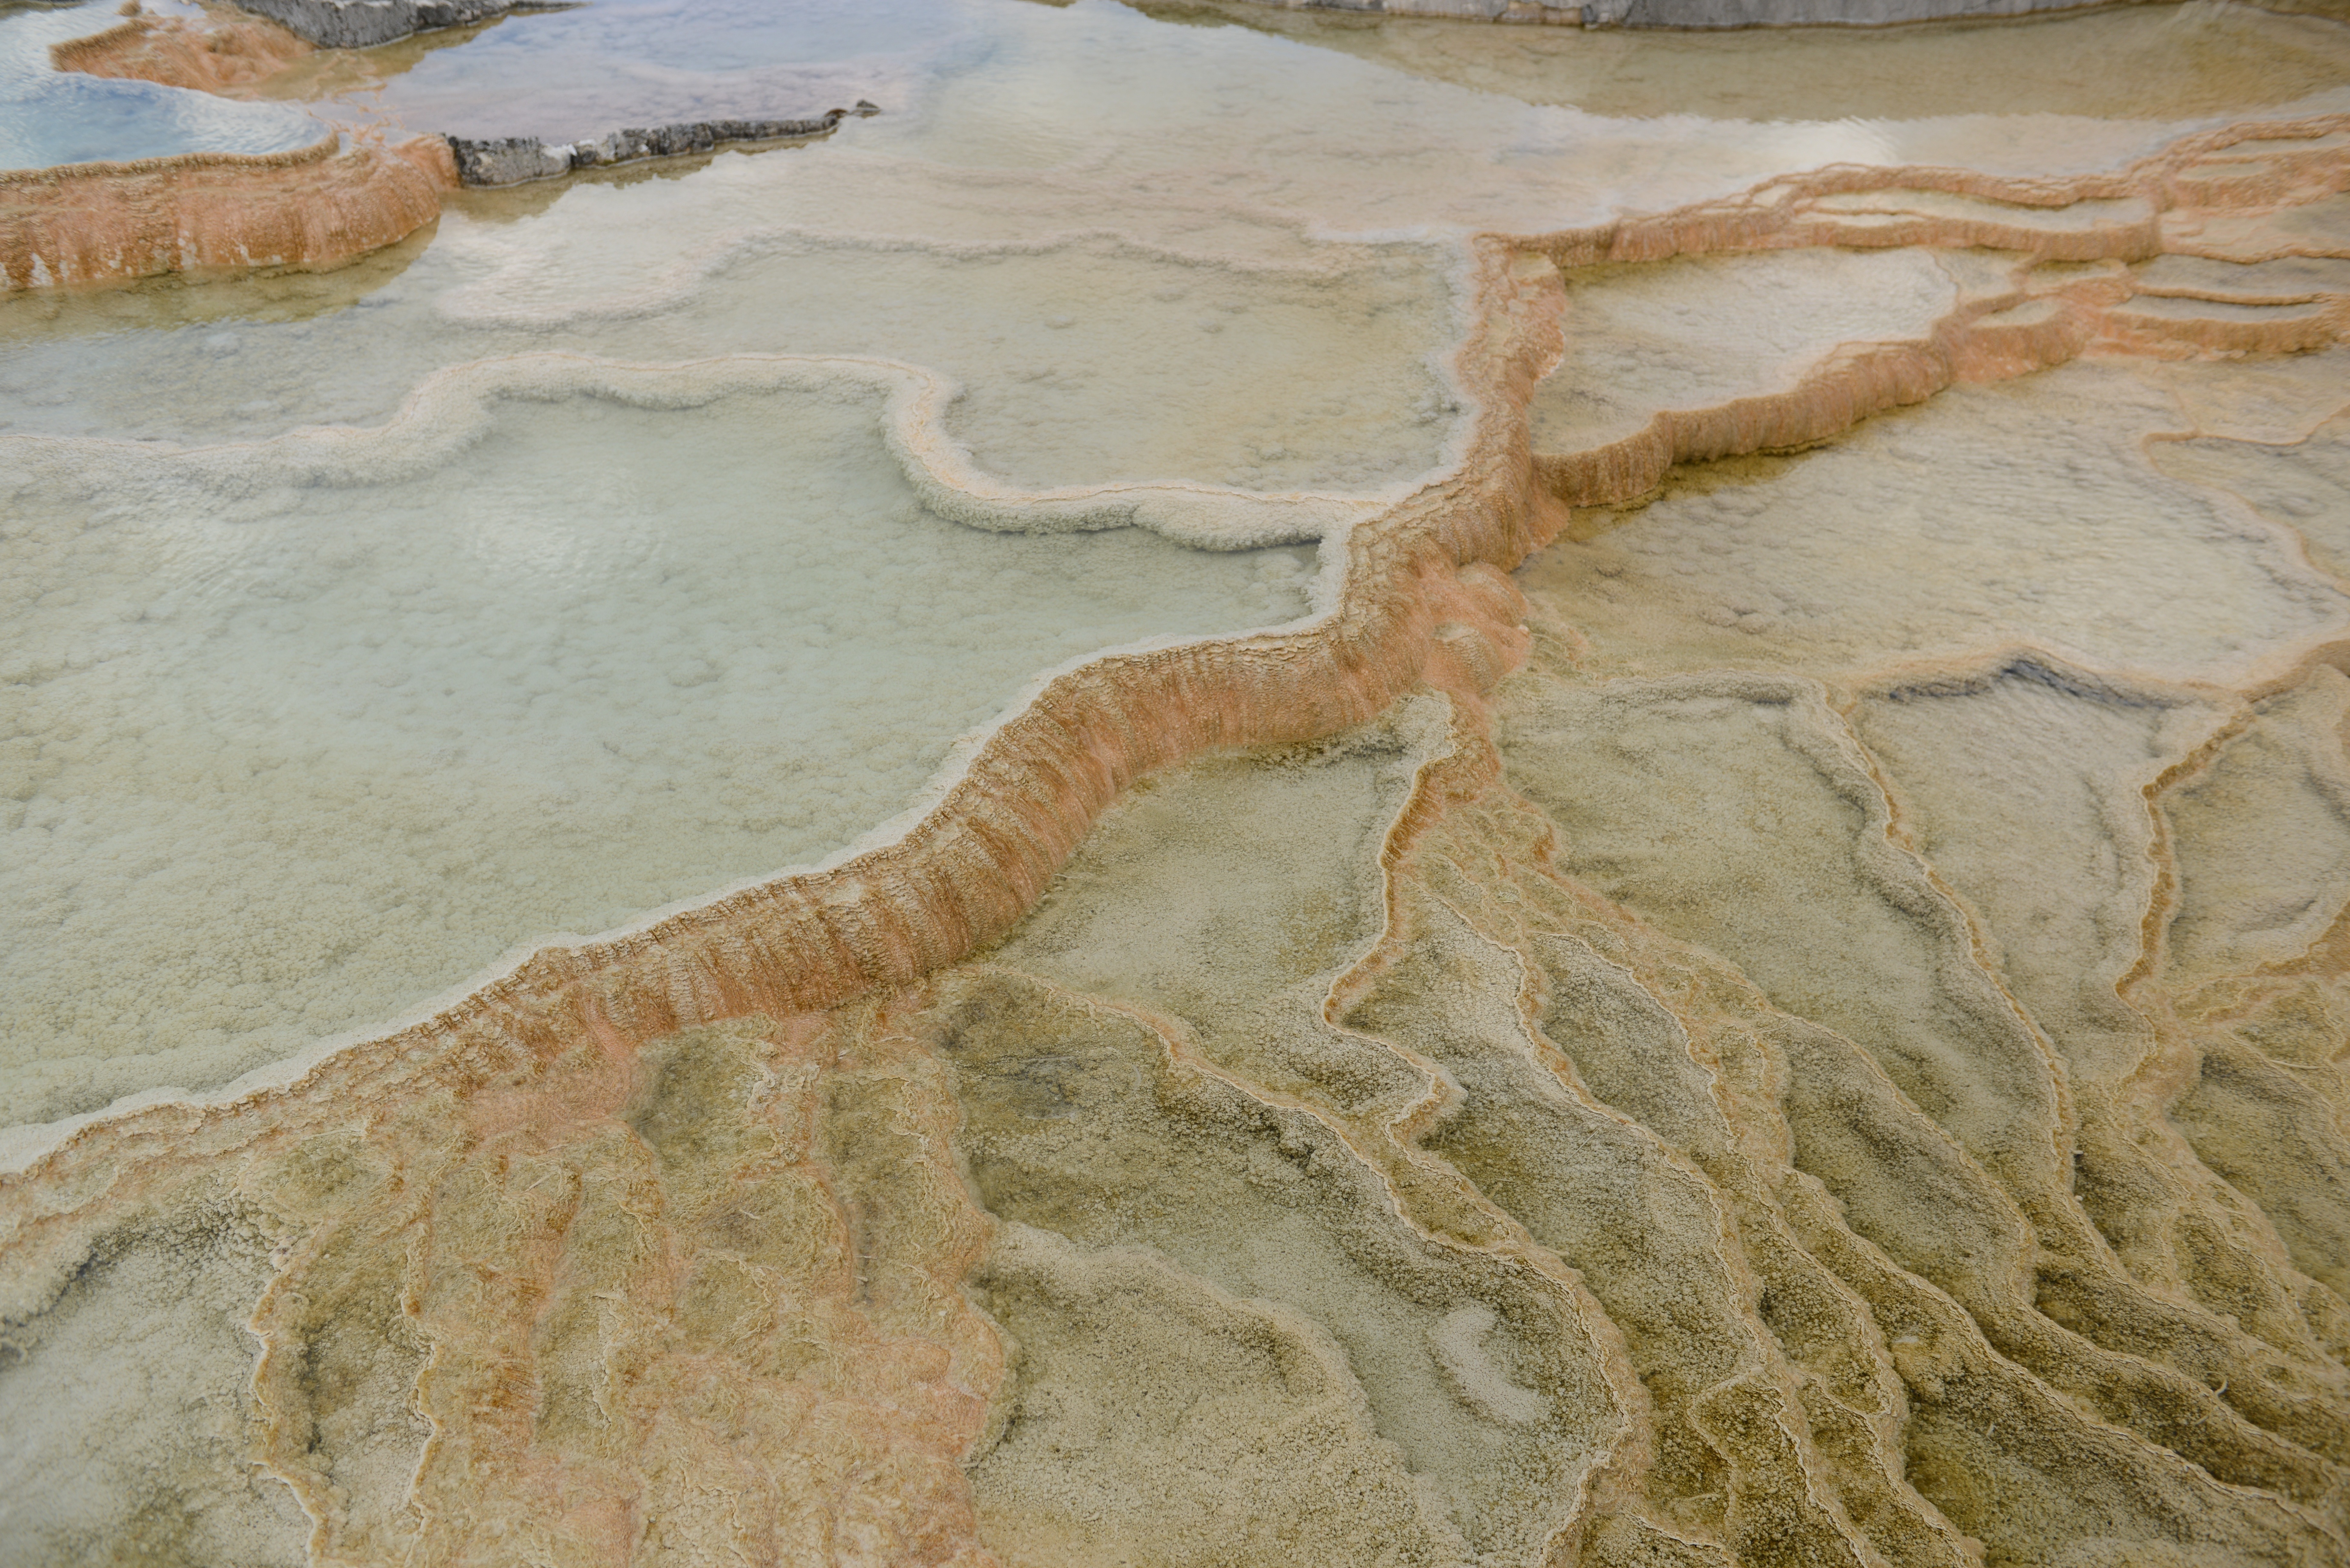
[4,2,2350,1564]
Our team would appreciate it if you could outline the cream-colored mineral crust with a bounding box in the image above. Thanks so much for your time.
[4,12,2350,1566]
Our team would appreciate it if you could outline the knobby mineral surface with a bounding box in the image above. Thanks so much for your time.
[3,3,2350,1566]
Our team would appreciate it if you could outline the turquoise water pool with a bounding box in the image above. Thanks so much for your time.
[0,1,320,169]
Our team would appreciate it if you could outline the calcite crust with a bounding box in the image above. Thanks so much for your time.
[4,10,2350,1566]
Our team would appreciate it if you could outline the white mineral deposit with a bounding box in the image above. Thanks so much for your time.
[3,2,2348,1565]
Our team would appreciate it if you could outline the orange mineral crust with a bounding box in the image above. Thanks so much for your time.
[48,9,315,96]
[10,5,449,293]
[1529,114,2350,513]
[0,131,452,291]
[4,114,2350,1567]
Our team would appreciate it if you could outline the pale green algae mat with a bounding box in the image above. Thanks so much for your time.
[8,1,2350,1564]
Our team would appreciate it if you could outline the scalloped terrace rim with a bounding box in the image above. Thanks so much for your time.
[0,125,454,290]
[0,126,340,185]
[33,351,1390,546]
[3,109,2346,1182]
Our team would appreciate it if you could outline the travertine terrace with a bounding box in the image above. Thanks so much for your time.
[3,2,455,290]
[0,132,451,290]
[4,3,2350,1565]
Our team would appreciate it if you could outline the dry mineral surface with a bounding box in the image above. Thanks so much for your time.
[4,3,2350,1566]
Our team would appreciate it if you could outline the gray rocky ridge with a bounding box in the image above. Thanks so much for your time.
[227,0,553,49]
[228,0,2182,41]
[223,0,2349,43]
[1242,0,2278,28]
[445,103,881,186]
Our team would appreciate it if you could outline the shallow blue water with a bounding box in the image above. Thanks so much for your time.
[0,1,321,170]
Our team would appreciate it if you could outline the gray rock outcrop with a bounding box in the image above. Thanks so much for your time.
[445,103,881,186]
[1245,0,2138,27]
[225,0,557,49]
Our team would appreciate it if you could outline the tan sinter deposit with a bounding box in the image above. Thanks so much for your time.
[5,32,2350,1568]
